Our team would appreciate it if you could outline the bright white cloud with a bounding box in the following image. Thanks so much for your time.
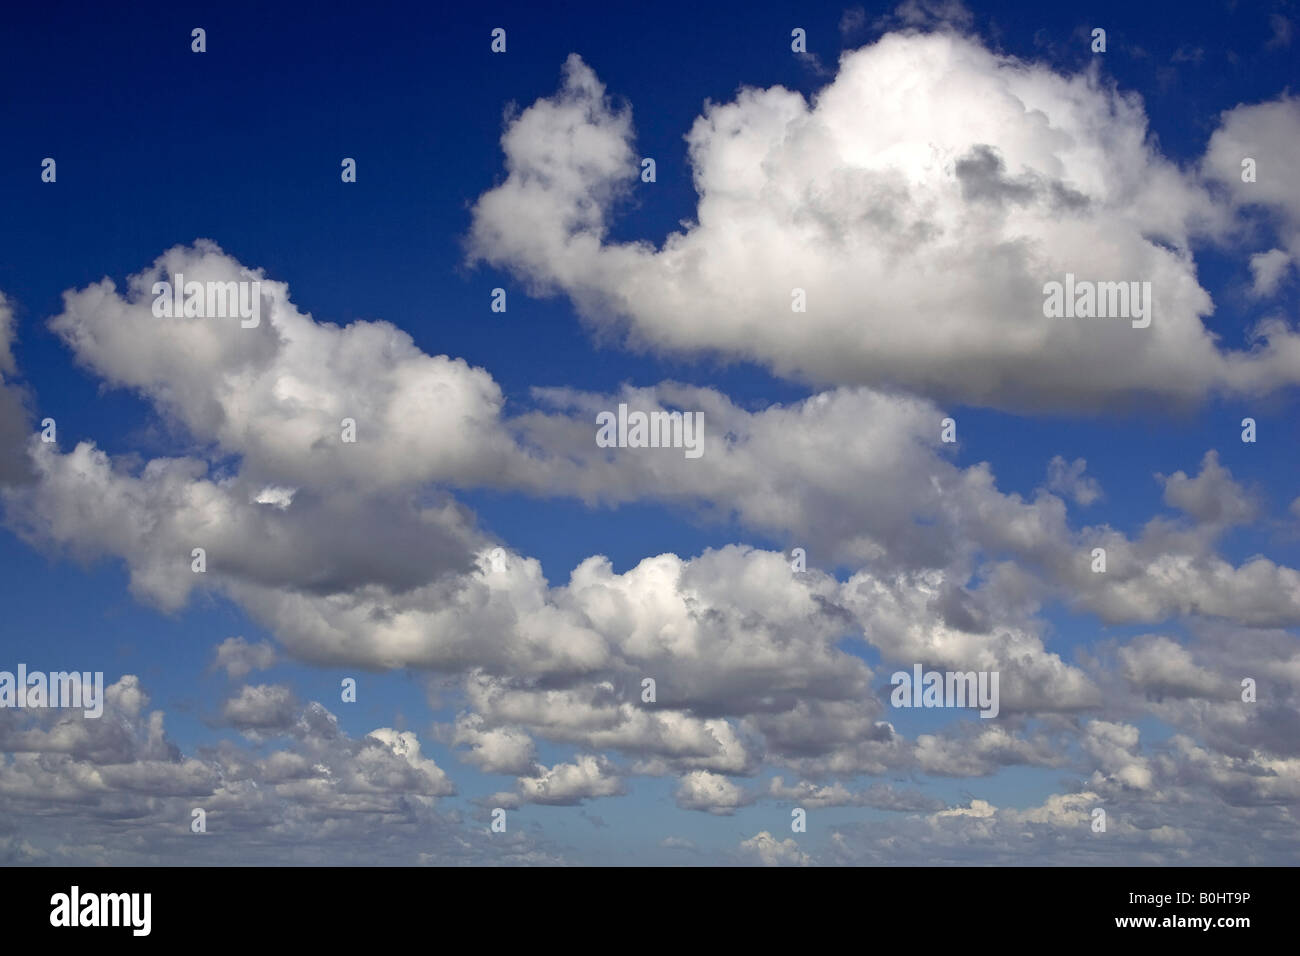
[469,39,1300,409]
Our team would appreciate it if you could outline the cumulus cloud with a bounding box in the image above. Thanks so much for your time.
[1082,720,1155,791]
[497,754,624,807]
[445,713,537,775]
[738,830,812,866]
[46,241,520,494]
[212,637,276,679]
[1249,248,1292,297]
[676,770,754,814]
[1157,450,1259,528]
[220,683,300,736]
[468,38,1300,410]
[1204,95,1300,278]
[0,676,493,864]
[913,724,1069,777]
[1046,456,1101,506]
[4,439,485,612]
[1117,635,1235,700]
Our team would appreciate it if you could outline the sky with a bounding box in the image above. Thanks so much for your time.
[0,0,1298,866]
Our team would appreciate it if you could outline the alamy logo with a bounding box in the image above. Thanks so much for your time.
[1042,273,1152,328]
[151,273,261,328]
[0,664,103,718]
[50,886,151,936]
[596,403,704,459]
[890,664,1000,718]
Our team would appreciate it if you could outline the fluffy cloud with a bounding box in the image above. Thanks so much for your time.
[469,37,1300,410]
[676,770,753,814]
[1249,248,1293,297]
[46,241,520,493]
[446,713,537,775]
[212,637,276,679]
[495,754,624,807]
[1204,96,1300,265]
[0,675,494,864]
[1046,456,1102,507]
[737,830,812,866]
[1117,635,1237,700]
[1157,450,1259,527]
[6,439,486,611]
[913,724,1069,777]
[220,683,300,736]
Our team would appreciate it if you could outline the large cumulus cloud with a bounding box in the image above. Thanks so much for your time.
[468,36,1300,410]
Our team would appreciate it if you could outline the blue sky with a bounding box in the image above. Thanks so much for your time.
[0,0,1298,866]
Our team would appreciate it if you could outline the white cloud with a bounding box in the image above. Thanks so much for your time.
[212,637,276,679]
[1118,635,1234,700]
[1249,248,1292,297]
[510,754,623,806]
[1157,450,1258,527]
[738,830,811,866]
[675,769,752,814]
[1082,720,1155,791]
[1204,95,1300,274]
[1046,456,1101,506]
[468,39,1300,410]
[446,713,537,775]
[220,684,300,736]
[46,241,521,494]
